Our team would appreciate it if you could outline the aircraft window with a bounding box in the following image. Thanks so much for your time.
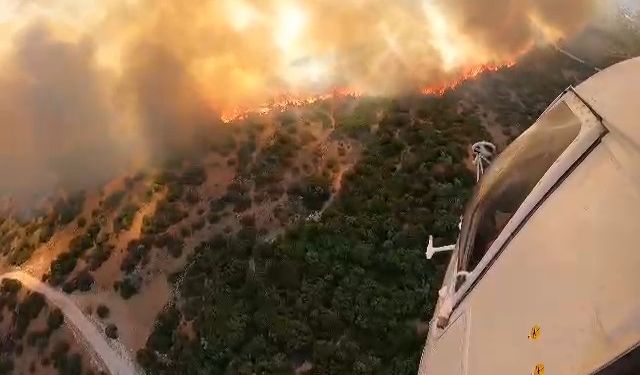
[592,344,640,375]
[457,102,581,276]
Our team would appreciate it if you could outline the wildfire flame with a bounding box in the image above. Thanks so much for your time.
[221,60,517,123]
[422,60,517,96]
[220,87,362,123]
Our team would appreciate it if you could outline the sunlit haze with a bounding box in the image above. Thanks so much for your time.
[0,0,599,109]
[0,0,603,197]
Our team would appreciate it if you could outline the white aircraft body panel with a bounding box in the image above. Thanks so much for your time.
[465,140,640,374]
[420,57,640,374]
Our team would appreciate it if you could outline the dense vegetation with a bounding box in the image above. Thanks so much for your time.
[138,93,486,373]
[0,278,96,375]
[135,43,620,374]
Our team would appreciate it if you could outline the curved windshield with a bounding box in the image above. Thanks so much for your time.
[457,102,582,275]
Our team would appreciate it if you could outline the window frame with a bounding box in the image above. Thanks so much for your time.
[449,88,607,311]
[456,100,584,275]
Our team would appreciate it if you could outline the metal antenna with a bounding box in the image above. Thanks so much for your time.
[472,141,496,182]
[426,235,456,259]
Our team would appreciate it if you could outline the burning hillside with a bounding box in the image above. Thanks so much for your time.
[422,60,518,96]
[220,59,521,124]
[220,88,363,123]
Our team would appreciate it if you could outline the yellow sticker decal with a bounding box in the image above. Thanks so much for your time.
[533,363,545,375]
[528,324,541,340]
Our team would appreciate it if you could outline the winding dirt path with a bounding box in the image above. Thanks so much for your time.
[0,271,140,375]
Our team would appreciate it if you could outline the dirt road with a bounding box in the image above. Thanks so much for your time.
[0,271,140,375]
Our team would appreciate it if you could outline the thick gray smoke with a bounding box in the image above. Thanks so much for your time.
[0,0,600,204]
[440,0,597,56]
[122,42,220,161]
[0,24,132,203]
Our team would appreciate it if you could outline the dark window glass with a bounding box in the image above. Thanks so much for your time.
[593,344,640,375]
[457,102,582,276]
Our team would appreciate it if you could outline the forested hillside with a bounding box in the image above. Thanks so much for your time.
[137,45,601,374]
[138,94,484,373]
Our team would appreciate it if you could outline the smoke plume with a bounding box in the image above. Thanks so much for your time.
[0,0,597,199]
[0,23,133,201]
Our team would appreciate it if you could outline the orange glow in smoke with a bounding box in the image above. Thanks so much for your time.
[220,60,517,123]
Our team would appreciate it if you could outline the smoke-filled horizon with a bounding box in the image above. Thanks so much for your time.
[0,0,600,200]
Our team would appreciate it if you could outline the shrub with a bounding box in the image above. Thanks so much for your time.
[75,270,95,292]
[17,293,45,320]
[9,244,35,266]
[76,217,87,228]
[180,165,207,186]
[58,353,82,375]
[47,308,64,331]
[209,198,227,212]
[105,324,118,339]
[289,175,332,211]
[167,272,181,284]
[96,305,110,319]
[118,278,140,300]
[68,234,93,256]
[298,129,316,144]
[166,237,184,258]
[232,196,252,213]
[146,306,181,353]
[207,212,221,224]
[15,292,46,337]
[180,226,191,238]
[240,215,255,227]
[26,330,48,348]
[62,280,77,294]
[191,217,205,232]
[1,279,22,295]
[103,190,125,210]
[38,223,54,244]
[136,348,156,369]
[144,188,154,202]
[51,341,70,367]
[278,111,297,126]
[87,246,112,271]
[185,189,200,205]
[154,170,177,186]
[166,183,184,202]
[48,252,78,285]
[55,193,85,225]
[114,204,138,232]
[0,357,13,375]
[266,260,301,289]
[266,184,284,201]
[121,239,151,274]
[142,200,186,234]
